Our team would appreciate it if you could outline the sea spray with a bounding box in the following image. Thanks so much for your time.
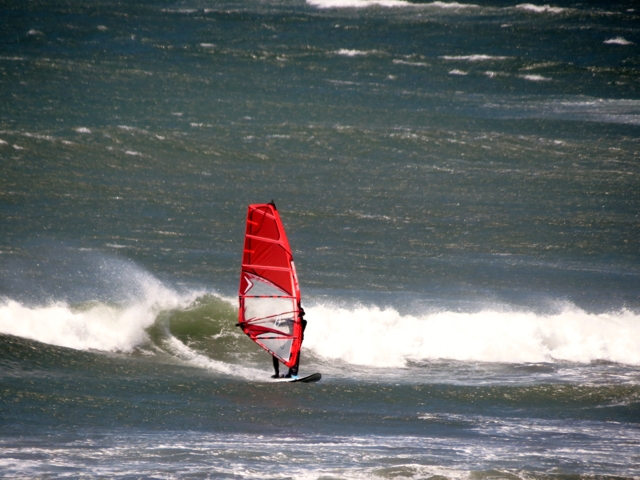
[0,270,203,353]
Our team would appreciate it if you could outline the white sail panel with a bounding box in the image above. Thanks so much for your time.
[243,297,295,324]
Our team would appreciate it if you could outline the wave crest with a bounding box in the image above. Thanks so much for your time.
[304,304,640,367]
[0,276,201,353]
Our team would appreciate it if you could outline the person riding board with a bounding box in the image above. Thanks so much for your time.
[271,305,307,378]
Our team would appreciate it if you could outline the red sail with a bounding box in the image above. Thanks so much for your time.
[238,203,302,368]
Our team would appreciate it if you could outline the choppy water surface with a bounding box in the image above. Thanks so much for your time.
[1,0,639,478]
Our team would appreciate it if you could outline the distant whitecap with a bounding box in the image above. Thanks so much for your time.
[520,74,551,81]
[441,54,510,61]
[449,69,467,75]
[429,1,478,8]
[75,127,91,134]
[393,59,429,67]
[604,37,633,45]
[308,0,413,7]
[336,49,370,56]
[308,0,478,8]
[161,8,197,14]
[516,4,565,13]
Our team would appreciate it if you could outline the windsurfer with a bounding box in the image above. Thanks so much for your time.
[271,306,307,378]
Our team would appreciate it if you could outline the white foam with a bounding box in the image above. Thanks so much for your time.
[520,74,551,81]
[308,0,477,9]
[75,127,91,133]
[484,97,640,126]
[393,59,429,67]
[161,8,198,14]
[303,304,640,367]
[105,243,127,248]
[309,0,414,7]
[604,37,633,46]
[335,49,371,56]
[449,69,467,75]
[23,132,56,141]
[0,274,199,353]
[0,300,152,352]
[441,55,510,61]
[516,4,565,14]
[164,336,266,381]
[428,1,478,8]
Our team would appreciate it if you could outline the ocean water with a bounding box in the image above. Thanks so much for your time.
[1,0,639,478]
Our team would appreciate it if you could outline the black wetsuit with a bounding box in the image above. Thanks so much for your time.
[272,307,307,378]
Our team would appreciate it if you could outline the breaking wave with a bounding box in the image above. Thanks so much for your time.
[0,281,201,353]
[305,303,640,367]
[4,293,639,370]
[2,253,638,372]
